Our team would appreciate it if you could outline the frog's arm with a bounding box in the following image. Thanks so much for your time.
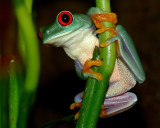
[105,25,145,83]
[75,61,86,80]
[75,60,103,80]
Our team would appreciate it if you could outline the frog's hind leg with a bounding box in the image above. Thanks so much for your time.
[70,92,107,119]
[70,102,81,120]
[106,59,136,98]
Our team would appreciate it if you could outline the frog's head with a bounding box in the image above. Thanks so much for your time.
[38,11,92,45]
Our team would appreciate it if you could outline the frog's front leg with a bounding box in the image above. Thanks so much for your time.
[90,10,119,53]
[82,60,103,81]
[90,12,118,36]
[75,60,103,81]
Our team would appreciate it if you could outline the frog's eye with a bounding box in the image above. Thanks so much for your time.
[58,11,73,26]
[37,30,41,40]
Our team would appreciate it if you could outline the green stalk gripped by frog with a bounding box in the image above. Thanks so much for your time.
[76,0,116,127]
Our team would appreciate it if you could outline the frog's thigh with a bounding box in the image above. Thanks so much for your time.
[109,59,120,83]
[106,59,136,98]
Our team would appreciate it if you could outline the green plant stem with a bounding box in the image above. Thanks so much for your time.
[9,60,19,128]
[12,0,40,127]
[1,75,9,128]
[24,0,33,15]
[0,79,1,128]
[0,77,8,128]
[17,0,33,64]
[76,0,116,127]
[18,27,26,64]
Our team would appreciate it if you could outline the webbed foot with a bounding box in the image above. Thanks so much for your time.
[70,102,81,120]
[82,60,103,81]
[90,12,118,48]
[100,105,107,118]
[90,13,117,29]
[70,102,107,119]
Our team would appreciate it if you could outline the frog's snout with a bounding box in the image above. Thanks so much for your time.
[37,30,42,40]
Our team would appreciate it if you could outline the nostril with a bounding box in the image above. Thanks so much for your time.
[37,30,42,40]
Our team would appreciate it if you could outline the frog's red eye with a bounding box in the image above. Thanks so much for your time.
[58,11,73,26]
[37,30,41,40]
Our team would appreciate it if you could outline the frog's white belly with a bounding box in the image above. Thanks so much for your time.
[49,26,99,65]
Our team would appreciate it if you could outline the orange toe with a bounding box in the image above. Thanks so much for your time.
[70,102,82,110]
[100,105,107,117]
[82,60,103,81]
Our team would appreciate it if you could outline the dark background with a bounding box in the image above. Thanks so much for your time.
[1,0,160,127]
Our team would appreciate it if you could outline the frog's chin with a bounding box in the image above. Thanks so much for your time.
[74,91,137,118]
[102,92,137,117]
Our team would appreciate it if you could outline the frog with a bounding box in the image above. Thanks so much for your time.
[38,7,145,118]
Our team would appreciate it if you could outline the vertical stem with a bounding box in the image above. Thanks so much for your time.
[9,60,19,128]
[96,0,111,12]
[76,0,116,127]
[12,0,40,127]
[1,76,9,128]
[0,79,1,128]
[0,74,3,128]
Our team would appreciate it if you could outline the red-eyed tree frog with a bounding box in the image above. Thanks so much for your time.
[38,7,145,118]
